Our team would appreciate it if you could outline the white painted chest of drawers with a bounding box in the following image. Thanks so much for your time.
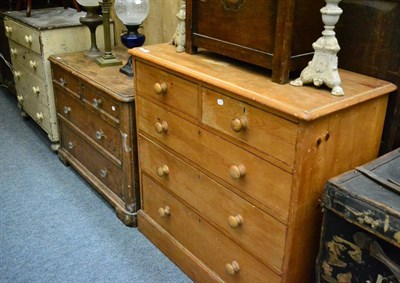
[4,8,111,150]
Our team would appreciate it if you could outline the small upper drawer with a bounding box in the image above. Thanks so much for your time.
[9,41,45,79]
[4,17,41,54]
[202,88,298,165]
[52,64,80,95]
[141,175,281,282]
[81,82,121,123]
[135,61,199,118]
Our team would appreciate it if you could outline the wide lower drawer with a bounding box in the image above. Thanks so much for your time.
[9,40,45,80]
[137,96,292,220]
[56,86,122,161]
[135,61,199,119]
[139,136,286,271]
[202,87,297,165]
[4,17,41,54]
[141,174,281,282]
[59,118,123,198]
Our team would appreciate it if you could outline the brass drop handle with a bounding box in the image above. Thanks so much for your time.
[156,164,169,177]
[95,130,104,140]
[100,168,108,178]
[92,98,102,108]
[32,86,40,95]
[227,214,243,228]
[10,48,17,57]
[231,117,248,132]
[63,106,71,114]
[225,260,240,275]
[17,95,23,103]
[14,71,21,80]
[153,82,167,95]
[25,35,33,44]
[29,60,37,69]
[155,121,169,134]
[158,206,171,218]
[229,164,246,179]
[36,112,43,120]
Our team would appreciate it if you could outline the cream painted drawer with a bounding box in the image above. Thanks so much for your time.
[202,88,298,165]
[4,17,41,54]
[55,86,122,161]
[139,136,287,271]
[13,61,48,105]
[141,174,281,282]
[135,61,199,119]
[137,96,293,220]
[59,118,123,198]
[9,41,45,79]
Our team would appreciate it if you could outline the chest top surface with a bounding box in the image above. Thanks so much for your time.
[130,44,397,121]
[49,48,134,101]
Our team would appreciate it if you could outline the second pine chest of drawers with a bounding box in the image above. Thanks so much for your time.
[131,44,396,282]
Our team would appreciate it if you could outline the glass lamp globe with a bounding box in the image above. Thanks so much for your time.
[76,0,103,57]
[114,0,150,77]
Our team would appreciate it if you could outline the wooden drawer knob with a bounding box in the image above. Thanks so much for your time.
[5,25,12,35]
[231,117,248,132]
[153,82,167,95]
[10,48,17,57]
[17,95,23,103]
[158,206,171,218]
[225,260,240,275]
[32,86,40,95]
[227,215,243,228]
[25,35,33,44]
[92,98,103,108]
[14,71,21,80]
[36,112,43,120]
[29,60,37,70]
[229,164,246,179]
[156,164,169,177]
[155,121,169,134]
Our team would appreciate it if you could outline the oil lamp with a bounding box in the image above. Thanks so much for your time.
[114,0,150,77]
[76,0,103,57]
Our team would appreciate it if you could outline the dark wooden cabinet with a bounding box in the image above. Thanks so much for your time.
[49,49,139,226]
[185,0,323,83]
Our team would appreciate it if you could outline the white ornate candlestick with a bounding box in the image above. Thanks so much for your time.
[290,0,344,96]
[169,0,186,53]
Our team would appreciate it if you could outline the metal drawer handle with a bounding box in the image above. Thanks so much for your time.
[227,214,243,229]
[158,206,171,218]
[95,130,104,140]
[63,106,71,114]
[100,168,108,178]
[225,260,240,275]
[121,133,131,152]
[14,71,21,80]
[67,141,75,149]
[92,98,102,108]
[25,35,33,44]
[156,164,169,177]
[32,86,40,95]
[36,112,43,120]
[155,121,169,134]
[10,48,17,57]
[29,60,37,70]
[153,82,167,95]
[231,117,248,132]
[229,164,246,179]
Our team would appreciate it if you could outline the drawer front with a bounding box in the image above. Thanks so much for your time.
[60,119,123,197]
[141,174,281,282]
[16,84,52,133]
[13,61,49,105]
[136,61,199,118]
[81,82,121,122]
[4,17,41,54]
[202,88,297,165]
[56,86,122,160]
[137,96,292,220]
[9,41,45,79]
[139,136,286,271]
[52,64,80,95]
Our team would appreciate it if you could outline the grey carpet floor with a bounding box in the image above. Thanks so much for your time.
[0,87,192,283]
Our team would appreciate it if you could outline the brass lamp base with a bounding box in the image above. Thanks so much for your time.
[96,53,122,67]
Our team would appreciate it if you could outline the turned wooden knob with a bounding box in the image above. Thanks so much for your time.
[225,260,240,275]
[153,82,167,95]
[156,165,169,177]
[14,71,21,80]
[155,121,169,134]
[231,117,248,132]
[158,206,171,218]
[32,86,40,95]
[229,164,246,179]
[36,112,43,120]
[227,215,243,228]
[25,35,33,44]
[29,60,37,69]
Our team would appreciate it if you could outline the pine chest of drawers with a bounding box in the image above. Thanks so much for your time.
[49,49,138,226]
[130,44,396,282]
[3,8,111,150]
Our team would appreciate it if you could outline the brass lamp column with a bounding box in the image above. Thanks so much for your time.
[97,0,121,67]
